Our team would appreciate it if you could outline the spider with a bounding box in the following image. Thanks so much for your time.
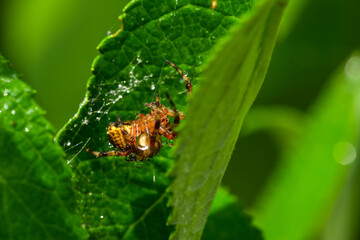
[85,60,192,162]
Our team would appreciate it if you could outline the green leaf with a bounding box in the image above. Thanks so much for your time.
[168,0,286,238]
[0,54,87,239]
[321,157,360,240]
[252,52,360,240]
[277,0,309,40]
[56,0,254,239]
[202,187,263,240]
[241,106,305,148]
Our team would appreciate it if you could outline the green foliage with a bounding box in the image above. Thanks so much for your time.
[54,0,283,239]
[252,52,360,240]
[0,0,130,129]
[0,54,87,239]
[168,0,286,238]
[202,187,263,240]
[4,0,359,239]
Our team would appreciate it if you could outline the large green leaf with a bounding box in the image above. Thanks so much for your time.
[0,54,87,239]
[321,158,360,240]
[56,0,255,239]
[168,0,286,238]
[252,52,360,240]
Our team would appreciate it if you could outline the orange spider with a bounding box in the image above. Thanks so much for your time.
[85,60,192,162]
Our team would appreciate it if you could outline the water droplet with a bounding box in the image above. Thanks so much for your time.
[211,35,216,40]
[89,192,93,196]
[4,104,8,110]
[25,127,29,132]
[107,30,112,35]
[11,110,16,115]
[3,89,9,96]
[82,118,89,125]
[333,141,357,165]
[151,82,156,90]
[100,215,104,219]
[66,141,71,146]
[345,55,360,82]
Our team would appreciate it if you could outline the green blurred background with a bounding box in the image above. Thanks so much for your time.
[1,0,360,239]
[226,0,360,206]
[0,0,130,129]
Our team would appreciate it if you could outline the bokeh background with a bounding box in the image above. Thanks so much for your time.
[1,0,360,239]
[0,0,129,129]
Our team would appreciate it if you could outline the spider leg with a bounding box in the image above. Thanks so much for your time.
[155,91,160,106]
[150,110,160,147]
[166,109,185,120]
[165,60,192,94]
[160,126,177,140]
[165,92,180,127]
[115,115,125,130]
[85,148,129,157]
[148,93,161,148]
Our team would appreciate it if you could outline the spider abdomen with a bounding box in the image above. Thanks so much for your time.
[107,123,130,151]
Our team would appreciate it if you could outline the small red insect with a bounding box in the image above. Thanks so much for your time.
[85,60,192,162]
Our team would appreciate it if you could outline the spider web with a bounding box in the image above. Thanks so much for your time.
[54,0,233,236]
[57,43,192,237]
[61,53,188,166]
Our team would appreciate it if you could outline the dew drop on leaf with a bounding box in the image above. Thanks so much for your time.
[345,55,360,82]
[333,141,357,165]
